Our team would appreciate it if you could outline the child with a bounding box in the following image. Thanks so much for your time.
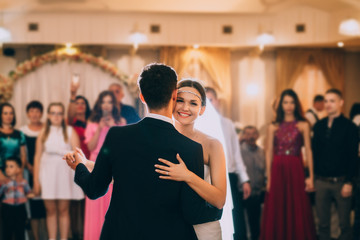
[0,157,33,240]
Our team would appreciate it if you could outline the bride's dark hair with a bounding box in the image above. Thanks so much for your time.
[177,79,207,107]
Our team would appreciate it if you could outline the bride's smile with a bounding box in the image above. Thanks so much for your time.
[174,86,205,126]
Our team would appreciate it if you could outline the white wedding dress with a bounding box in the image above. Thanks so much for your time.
[194,99,234,240]
[193,165,223,240]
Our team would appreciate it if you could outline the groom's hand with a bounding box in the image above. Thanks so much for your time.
[63,151,80,170]
[63,148,87,170]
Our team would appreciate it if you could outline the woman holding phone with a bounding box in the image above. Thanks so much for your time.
[83,91,125,240]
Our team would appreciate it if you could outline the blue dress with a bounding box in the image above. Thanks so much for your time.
[0,129,26,171]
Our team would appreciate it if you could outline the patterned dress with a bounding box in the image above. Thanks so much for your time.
[260,121,316,240]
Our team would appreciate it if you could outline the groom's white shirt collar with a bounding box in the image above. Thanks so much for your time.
[147,113,173,125]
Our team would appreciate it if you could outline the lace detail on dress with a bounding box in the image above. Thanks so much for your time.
[274,121,303,156]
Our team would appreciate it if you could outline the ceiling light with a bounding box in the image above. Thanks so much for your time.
[256,33,275,45]
[339,18,360,36]
[57,44,78,55]
[337,42,344,48]
[129,31,148,51]
[193,44,200,49]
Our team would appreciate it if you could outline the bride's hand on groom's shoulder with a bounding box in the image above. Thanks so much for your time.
[155,154,193,183]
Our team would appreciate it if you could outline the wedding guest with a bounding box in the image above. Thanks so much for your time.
[260,89,316,240]
[0,157,33,240]
[240,126,265,240]
[20,101,46,240]
[312,89,358,240]
[304,95,325,208]
[68,80,91,158]
[0,103,27,182]
[109,83,140,124]
[0,102,27,240]
[350,103,360,126]
[205,87,251,240]
[67,81,91,240]
[33,102,84,240]
[305,95,325,127]
[83,91,125,240]
[350,102,360,240]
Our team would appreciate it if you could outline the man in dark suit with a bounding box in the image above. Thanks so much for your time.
[109,83,141,124]
[313,89,358,240]
[64,63,222,240]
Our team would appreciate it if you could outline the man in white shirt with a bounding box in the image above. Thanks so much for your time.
[305,95,325,127]
[206,87,251,240]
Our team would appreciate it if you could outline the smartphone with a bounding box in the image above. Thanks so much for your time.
[72,74,80,84]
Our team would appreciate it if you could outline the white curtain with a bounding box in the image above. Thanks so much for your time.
[293,64,330,116]
[237,56,266,129]
[117,54,145,77]
[10,60,134,127]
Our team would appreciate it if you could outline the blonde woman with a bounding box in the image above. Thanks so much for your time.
[33,102,84,240]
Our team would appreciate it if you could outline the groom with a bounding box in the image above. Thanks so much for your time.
[65,63,222,240]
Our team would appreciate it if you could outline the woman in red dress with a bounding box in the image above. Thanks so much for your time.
[67,82,92,240]
[260,89,316,240]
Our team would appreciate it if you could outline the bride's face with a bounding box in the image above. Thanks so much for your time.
[174,86,204,125]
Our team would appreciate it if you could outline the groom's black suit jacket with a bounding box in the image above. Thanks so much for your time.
[75,117,222,240]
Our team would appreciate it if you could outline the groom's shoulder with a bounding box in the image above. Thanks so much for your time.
[175,131,203,150]
[106,123,139,137]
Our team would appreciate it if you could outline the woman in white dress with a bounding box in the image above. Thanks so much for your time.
[33,102,84,240]
[155,79,227,240]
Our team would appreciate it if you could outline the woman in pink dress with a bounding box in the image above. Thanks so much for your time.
[83,91,126,240]
[260,89,316,240]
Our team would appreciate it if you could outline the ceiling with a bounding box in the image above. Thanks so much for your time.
[0,0,359,14]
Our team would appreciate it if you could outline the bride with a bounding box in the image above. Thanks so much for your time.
[65,79,229,239]
[155,79,227,240]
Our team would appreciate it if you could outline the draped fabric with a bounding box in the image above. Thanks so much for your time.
[293,65,331,112]
[276,50,312,95]
[238,56,267,129]
[160,47,232,117]
[315,51,345,91]
[10,60,135,127]
[276,49,345,96]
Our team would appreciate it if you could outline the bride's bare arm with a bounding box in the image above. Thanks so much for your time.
[156,139,226,209]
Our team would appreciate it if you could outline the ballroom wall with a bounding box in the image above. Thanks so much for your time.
[1,5,349,48]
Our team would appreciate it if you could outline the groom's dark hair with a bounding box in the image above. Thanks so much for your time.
[138,63,178,110]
